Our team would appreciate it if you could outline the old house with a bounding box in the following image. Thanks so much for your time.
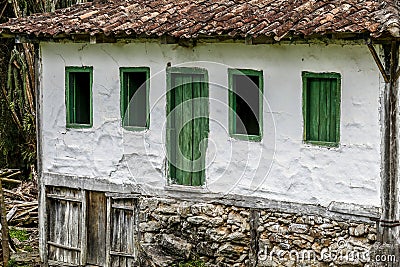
[1,0,400,266]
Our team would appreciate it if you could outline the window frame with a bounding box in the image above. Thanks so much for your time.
[119,67,150,131]
[65,66,93,128]
[228,68,263,142]
[302,71,341,147]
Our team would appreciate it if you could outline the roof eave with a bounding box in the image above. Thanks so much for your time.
[2,30,400,45]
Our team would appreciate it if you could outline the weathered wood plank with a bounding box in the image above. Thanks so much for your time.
[167,76,176,180]
[47,198,56,261]
[53,199,61,262]
[48,259,77,267]
[174,75,184,184]
[112,208,121,267]
[64,200,71,263]
[87,191,106,266]
[200,75,208,186]
[180,74,194,185]
[120,203,127,267]
[111,204,136,211]
[127,201,135,257]
[109,251,137,258]
[106,197,111,267]
[191,74,208,186]
[58,199,66,262]
[70,202,80,264]
[111,255,119,267]
[319,78,327,141]
[330,79,337,142]
[47,241,81,251]
[192,75,202,186]
[326,79,332,141]
[80,189,87,266]
[308,78,320,141]
[47,194,82,203]
[106,193,140,199]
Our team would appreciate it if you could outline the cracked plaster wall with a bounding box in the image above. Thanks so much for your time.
[40,42,382,208]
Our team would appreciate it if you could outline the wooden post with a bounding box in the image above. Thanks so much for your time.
[0,177,10,265]
[381,41,399,243]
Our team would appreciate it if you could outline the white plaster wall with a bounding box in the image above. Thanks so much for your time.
[40,41,382,207]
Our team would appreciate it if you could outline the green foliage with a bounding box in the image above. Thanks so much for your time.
[9,228,29,242]
[0,46,37,173]
[0,0,90,175]
[6,258,17,267]
[0,40,26,170]
[6,259,32,267]
[24,245,33,252]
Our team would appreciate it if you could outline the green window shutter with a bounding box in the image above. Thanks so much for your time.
[228,69,263,142]
[65,66,93,128]
[303,72,341,146]
[120,67,150,130]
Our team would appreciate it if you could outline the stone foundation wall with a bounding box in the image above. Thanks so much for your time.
[137,197,378,267]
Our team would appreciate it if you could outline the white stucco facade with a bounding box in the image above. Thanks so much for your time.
[39,41,382,208]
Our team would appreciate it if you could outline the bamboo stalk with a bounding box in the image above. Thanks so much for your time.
[23,44,36,116]
[13,201,38,207]
[2,85,23,131]
[1,177,22,184]
[0,2,8,19]
[4,170,22,178]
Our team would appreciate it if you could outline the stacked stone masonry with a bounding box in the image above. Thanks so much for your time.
[137,197,379,267]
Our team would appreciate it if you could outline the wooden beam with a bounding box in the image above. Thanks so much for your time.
[46,194,82,203]
[48,260,78,267]
[109,251,136,258]
[394,67,400,83]
[35,41,48,266]
[367,42,390,83]
[111,204,136,211]
[160,35,167,44]
[245,35,253,45]
[15,35,39,44]
[47,241,81,252]
[89,35,96,44]
[380,41,399,244]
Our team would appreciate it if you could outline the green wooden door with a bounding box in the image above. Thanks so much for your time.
[167,71,209,186]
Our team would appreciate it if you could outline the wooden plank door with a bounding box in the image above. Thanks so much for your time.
[87,191,107,266]
[47,187,84,266]
[106,196,138,267]
[167,71,209,186]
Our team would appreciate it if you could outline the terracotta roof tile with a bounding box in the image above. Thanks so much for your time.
[0,0,399,40]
